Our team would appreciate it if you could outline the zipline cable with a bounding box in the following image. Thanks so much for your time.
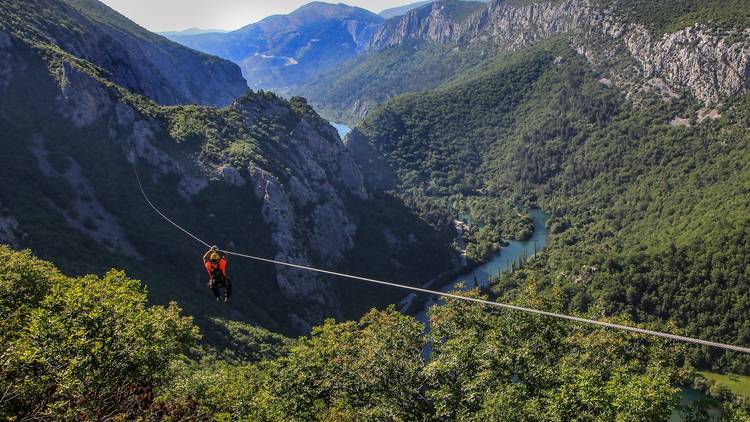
[132,163,750,354]
[133,164,211,248]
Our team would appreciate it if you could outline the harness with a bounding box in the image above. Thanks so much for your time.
[208,261,229,288]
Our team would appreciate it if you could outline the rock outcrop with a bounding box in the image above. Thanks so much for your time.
[1,0,247,107]
[370,1,466,47]
[369,0,750,106]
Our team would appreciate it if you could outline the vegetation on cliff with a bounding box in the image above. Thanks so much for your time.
[352,38,750,376]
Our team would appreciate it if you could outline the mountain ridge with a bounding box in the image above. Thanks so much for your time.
[164,2,384,92]
[0,0,249,107]
[302,0,750,124]
[0,0,456,334]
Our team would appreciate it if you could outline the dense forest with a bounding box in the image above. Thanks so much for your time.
[10,245,748,420]
[352,38,750,377]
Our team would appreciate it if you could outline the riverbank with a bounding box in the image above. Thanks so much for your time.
[404,209,549,323]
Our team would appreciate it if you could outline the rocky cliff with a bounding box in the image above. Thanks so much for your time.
[369,0,750,106]
[370,0,485,48]
[0,5,455,333]
[0,0,248,107]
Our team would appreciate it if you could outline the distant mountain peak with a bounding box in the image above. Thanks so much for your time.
[284,1,384,23]
[158,27,230,36]
[164,1,384,91]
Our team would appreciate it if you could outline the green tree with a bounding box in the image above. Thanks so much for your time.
[1,245,199,419]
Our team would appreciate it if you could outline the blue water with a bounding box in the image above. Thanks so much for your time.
[670,389,721,421]
[412,209,549,324]
[331,122,351,139]
[456,209,549,289]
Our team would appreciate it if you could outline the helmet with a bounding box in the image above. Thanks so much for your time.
[210,252,220,261]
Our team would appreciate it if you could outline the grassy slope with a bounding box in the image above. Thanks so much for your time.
[699,371,750,398]
[300,38,502,125]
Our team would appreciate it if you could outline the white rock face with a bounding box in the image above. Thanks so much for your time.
[477,0,750,104]
[30,134,140,257]
[124,117,208,199]
[372,0,750,106]
[219,165,246,187]
[248,166,341,328]
[371,2,464,47]
[56,63,112,127]
[230,95,370,327]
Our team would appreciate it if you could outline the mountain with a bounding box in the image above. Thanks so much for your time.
[0,0,455,334]
[158,27,230,36]
[368,0,489,48]
[301,0,750,124]
[379,1,432,19]
[0,0,248,107]
[346,26,750,373]
[379,0,491,19]
[164,2,384,93]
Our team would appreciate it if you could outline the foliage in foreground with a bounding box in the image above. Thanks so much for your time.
[7,246,750,420]
[0,246,199,419]
[0,245,693,420]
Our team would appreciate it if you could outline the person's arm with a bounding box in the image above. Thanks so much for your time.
[202,246,218,262]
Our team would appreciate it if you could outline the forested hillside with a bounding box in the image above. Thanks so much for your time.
[0,0,248,106]
[2,0,750,418]
[301,38,502,124]
[164,2,384,93]
[350,37,750,375]
[4,246,711,420]
[302,0,750,125]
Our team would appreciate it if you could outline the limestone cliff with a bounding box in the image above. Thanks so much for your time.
[365,0,750,109]
[0,0,248,107]
[0,13,455,332]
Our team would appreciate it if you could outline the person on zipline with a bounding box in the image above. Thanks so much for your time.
[203,246,232,303]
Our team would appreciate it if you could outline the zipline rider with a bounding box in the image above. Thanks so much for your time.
[203,246,232,303]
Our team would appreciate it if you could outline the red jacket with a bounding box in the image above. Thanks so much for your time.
[205,257,227,277]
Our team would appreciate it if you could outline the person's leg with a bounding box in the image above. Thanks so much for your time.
[224,277,232,301]
[210,280,221,300]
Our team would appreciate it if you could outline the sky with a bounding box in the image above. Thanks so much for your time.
[99,0,410,32]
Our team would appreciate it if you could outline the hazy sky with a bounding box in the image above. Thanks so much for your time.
[100,0,410,32]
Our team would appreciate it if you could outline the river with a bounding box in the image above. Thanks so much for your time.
[404,209,716,420]
[411,209,549,324]
[456,209,549,289]
[331,122,351,139]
